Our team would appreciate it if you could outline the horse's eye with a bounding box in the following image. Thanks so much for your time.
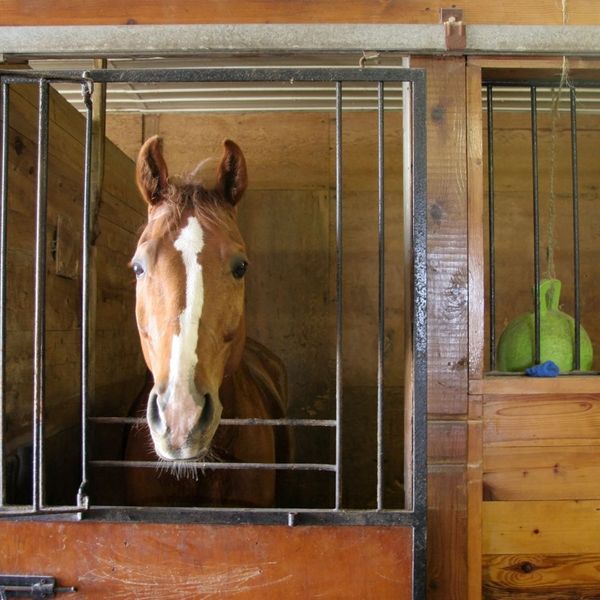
[132,262,145,279]
[232,260,248,279]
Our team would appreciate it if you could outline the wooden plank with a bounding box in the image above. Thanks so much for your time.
[483,553,600,600]
[106,114,142,160]
[412,56,469,416]
[330,109,403,194]
[471,376,600,396]
[428,468,468,599]
[468,412,483,600]
[0,522,413,599]
[157,112,331,192]
[1,0,598,25]
[484,394,600,446]
[467,63,485,380]
[484,445,600,500]
[483,500,600,554]
[428,421,468,464]
[407,55,469,600]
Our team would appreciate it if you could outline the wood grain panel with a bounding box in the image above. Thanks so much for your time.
[407,55,469,600]
[156,112,330,191]
[0,522,413,599]
[484,395,600,447]
[483,500,600,554]
[428,467,468,599]
[414,56,469,417]
[428,421,467,464]
[1,76,146,448]
[1,0,598,25]
[483,553,600,600]
[484,445,600,500]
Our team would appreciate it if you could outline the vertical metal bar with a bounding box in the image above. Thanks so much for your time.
[486,84,497,370]
[376,81,385,510]
[410,71,428,600]
[78,79,94,509]
[0,81,9,507]
[32,80,50,510]
[570,86,581,371]
[335,81,343,510]
[531,86,541,365]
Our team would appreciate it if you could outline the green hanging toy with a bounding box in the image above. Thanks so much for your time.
[496,278,593,373]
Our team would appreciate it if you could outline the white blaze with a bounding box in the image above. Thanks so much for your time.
[169,216,205,390]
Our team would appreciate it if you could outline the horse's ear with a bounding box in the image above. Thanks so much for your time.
[215,140,247,206]
[136,136,169,207]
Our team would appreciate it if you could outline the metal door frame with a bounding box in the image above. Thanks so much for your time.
[0,66,427,598]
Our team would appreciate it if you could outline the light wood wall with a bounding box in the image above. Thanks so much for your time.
[4,84,146,454]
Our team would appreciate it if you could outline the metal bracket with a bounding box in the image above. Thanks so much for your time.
[0,575,76,599]
[440,8,466,51]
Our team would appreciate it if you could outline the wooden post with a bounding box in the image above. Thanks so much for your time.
[466,61,484,600]
[406,56,470,599]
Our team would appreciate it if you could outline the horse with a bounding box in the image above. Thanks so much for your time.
[124,136,289,508]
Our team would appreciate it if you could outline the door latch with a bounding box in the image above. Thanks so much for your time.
[0,575,76,599]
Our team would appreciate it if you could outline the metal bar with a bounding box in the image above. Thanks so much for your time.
[90,460,337,472]
[376,81,385,511]
[531,86,541,365]
[410,72,429,600]
[32,80,50,511]
[570,86,582,371]
[77,78,93,510]
[2,24,600,57]
[0,84,8,511]
[89,416,337,427]
[83,506,422,527]
[335,80,343,511]
[0,68,424,85]
[0,82,8,507]
[487,84,497,370]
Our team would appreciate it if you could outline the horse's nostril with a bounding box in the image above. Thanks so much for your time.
[199,393,215,428]
[147,393,167,435]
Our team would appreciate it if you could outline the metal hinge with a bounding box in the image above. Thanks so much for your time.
[440,8,467,51]
[0,575,76,599]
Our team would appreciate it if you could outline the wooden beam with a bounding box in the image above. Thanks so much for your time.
[407,55,469,600]
[1,0,599,26]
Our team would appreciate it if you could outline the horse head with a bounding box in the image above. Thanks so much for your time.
[132,136,249,461]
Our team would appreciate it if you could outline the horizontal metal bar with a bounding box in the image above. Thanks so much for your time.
[0,505,84,518]
[89,416,336,427]
[1,24,600,58]
[484,79,600,88]
[91,460,336,472]
[1,505,422,526]
[56,85,406,95]
[0,67,425,84]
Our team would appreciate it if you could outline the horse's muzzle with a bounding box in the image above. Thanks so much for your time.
[146,387,222,460]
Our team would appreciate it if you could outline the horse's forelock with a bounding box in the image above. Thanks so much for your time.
[145,182,234,240]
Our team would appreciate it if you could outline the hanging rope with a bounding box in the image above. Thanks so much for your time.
[545,56,570,280]
[545,0,569,279]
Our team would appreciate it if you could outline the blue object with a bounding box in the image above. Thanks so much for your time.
[525,360,560,377]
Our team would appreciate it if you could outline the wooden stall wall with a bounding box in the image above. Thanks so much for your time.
[107,106,406,509]
[468,58,600,599]
[3,83,146,503]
